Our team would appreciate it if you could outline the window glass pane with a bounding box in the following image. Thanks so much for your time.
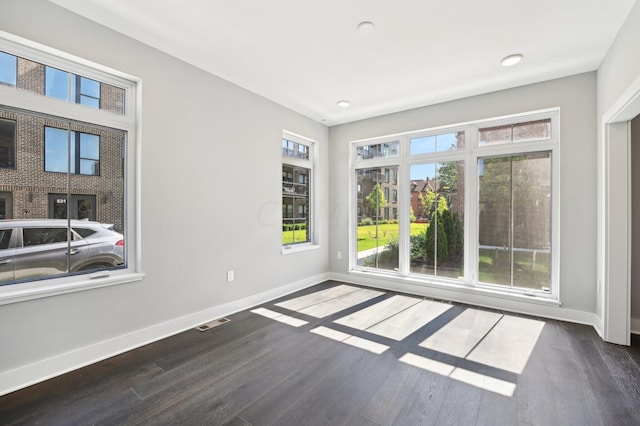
[356,166,399,271]
[80,77,100,98]
[0,118,16,168]
[513,120,551,142]
[23,228,68,246]
[282,139,309,160]
[355,141,399,161]
[0,229,12,250]
[76,198,94,220]
[479,119,551,146]
[44,127,71,173]
[80,159,99,175]
[74,227,97,238]
[80,133,100,160]
[410,131,465,155]
[51,196,67,219]
[80,95,99,108]
[409,161,464,279]
[45,67,70,101]
[282,164,310,245]
[478,152,551,290]
[79,77,100,108]
[0,51,17,86]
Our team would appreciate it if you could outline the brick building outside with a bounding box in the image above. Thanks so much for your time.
[0,53,125,232]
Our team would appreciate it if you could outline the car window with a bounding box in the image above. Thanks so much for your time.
[0,229,11,250]
[23,228,68,247]
[73,228,97,238]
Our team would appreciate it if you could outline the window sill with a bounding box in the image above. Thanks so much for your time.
[0,271,145,306]
[348,269,561,307]
[281,243,320,255]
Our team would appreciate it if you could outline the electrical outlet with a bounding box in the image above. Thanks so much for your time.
[227,270,234,282]
[337,251,342,260]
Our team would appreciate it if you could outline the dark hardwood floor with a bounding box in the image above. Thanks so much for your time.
[2,280,640,425]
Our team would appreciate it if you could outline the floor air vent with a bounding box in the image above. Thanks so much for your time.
[196,317,230,332]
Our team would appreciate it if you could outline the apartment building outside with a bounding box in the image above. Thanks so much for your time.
[0,51,125,232]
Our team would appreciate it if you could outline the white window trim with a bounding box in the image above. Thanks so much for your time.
[349,108,560,303]
[0,32,143,306]
[281,130,318,254]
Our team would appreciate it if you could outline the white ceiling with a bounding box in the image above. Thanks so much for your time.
[49,0,636,125]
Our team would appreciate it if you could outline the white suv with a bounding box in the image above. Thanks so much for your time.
[0,219,124,284]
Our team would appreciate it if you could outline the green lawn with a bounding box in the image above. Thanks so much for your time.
[282,223,426,247]
[357,222,427,252]
[282,229,309,245]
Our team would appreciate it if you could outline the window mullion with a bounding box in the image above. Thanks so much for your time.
[467,129,478,286]
[397,137,410,275]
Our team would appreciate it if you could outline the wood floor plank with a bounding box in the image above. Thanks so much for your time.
[275,284,361,311]
[432,378,483,425]
[516,362,560,425]
[359,361,423,425]
[366,299,453,341]
[299,288,385,318]
[475,388,518,426]
[550,374,599,426]
[466,314,545,374]
[333,294,420,331]
[419,308,502,358]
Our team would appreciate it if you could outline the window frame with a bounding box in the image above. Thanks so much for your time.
[281,130,318,254]
[350,109,560,302]
[0,31,143,306]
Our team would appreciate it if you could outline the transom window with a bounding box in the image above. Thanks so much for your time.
[351,110,559,298]
[0,50,125,115]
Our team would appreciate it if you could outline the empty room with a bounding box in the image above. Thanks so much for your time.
[1,0,640,424]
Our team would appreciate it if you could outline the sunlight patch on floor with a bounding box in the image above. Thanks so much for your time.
[311,326,389,354]
[250,308,308,327]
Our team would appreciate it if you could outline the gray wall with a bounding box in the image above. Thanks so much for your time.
[329,72,598,314]
[0,0,329,375]
[597,1,640,118]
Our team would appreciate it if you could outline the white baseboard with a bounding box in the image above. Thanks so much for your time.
[329,272,601,330]
[631,317,640,335]
[0,273,328,397]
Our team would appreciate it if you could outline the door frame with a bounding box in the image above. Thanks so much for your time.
[599,75,640,345]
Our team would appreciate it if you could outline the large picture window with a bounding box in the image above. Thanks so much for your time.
[352,111,558,298]
[282,132,316,250]
[0,34,138,300]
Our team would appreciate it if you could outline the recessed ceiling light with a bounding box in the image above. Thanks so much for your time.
[321,119,329,124]
[357,21,375,33]
[337,100,351,108]
[501,54,523,67]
